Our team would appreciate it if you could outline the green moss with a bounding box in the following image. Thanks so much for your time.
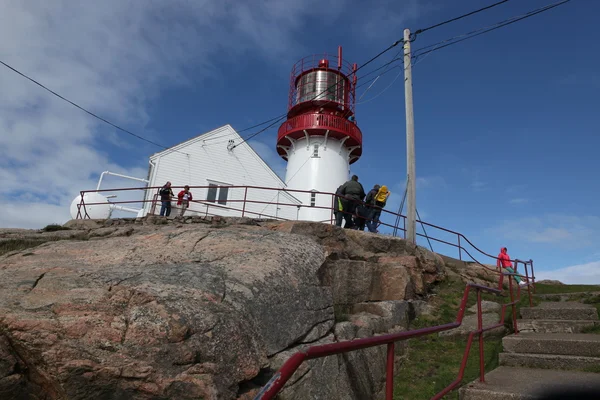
[0,239,52,257]
[394,336,502,400]
[534,283,600,294]
[395,277,509,399]
[334,305,351,323]
[42,224,71,232]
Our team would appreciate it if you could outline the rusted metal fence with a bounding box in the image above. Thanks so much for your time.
[256,273,530,400]
[75,184,535,399]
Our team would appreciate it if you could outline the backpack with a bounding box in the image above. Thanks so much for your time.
[375,186,389,204]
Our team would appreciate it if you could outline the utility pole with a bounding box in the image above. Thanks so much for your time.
[403,28,417,244]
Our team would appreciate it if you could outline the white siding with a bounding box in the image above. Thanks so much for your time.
[144,125,301,220]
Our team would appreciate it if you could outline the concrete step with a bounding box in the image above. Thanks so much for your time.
[520,302,598,321]
[503,333,600,357]
[459,366,600,399]
[518,319,600,334]
[499,352,600,371]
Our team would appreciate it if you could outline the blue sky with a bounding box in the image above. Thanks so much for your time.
[1,0,599,283]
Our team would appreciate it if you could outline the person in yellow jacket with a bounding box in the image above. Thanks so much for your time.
[334,185,344,227]
[366,185,390,233]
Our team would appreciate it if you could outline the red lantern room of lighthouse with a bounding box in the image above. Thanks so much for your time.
[276,46,363,222]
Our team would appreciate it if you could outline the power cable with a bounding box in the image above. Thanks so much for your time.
[413,0,570,59]
[356,49,403,102]
[0,59,187,153]
[229,38,406,150]
[255,151,315,216]
[414,0,512,35]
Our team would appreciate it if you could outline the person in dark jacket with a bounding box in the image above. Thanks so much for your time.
[338,175,365,229]
[354,204,369,231]
[159,181,174,217]
[333,185,344,227]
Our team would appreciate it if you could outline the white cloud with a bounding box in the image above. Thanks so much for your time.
[0,0,372,229]
[509,198,529,205]
[490,215,600,249]
[506,184,528,194]
[537,261,600,285]
[248,140,286,180]
[416,176,446,190]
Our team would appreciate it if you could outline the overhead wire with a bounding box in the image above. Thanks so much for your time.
[414,0,512,35]
[2,0,564,154]
[412,0,570,59]
[228,37,406,150]
[0,59,189,154]
[356,49,403,102]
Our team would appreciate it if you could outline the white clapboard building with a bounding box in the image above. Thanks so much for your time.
[143,125,301,220]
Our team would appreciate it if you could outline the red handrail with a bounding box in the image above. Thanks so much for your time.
[255,278,525,400]
[75,184,535,283]
[74,184,534,398]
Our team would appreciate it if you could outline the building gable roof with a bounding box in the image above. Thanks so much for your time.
[149,125,300,204]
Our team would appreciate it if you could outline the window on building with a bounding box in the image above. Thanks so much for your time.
[310,190,316,207]
[206,181,230,205]
[218,186,229,205]
[312,144,319,158]
[206,184,218,202]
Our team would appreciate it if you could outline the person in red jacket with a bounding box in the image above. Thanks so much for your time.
[497,247,525,286]
[177,185,193,216]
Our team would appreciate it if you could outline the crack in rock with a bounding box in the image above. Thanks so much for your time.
[30,272,46,291]
[191,233,210,253]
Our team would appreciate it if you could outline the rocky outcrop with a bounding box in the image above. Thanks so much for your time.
[0,217,446,400]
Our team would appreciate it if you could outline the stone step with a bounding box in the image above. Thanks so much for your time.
[520,302,598,321]
[518,319,600,334]
[503,333,600,357]
[459,366,600,399]
[499,352,600,371]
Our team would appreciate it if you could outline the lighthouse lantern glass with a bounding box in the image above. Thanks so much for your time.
[296,70,346,107]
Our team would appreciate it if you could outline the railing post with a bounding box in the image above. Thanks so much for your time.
[241,187,248,217]
[530,259,536,293]
[458,234,462,261]
[81,191,90,219]
[330,193,334,225]
[76,192,84,219]
[508,275,519,334]
[524,261,533,307]
[477,289,484,382]
[403,217,406,239]
[386,342,395,400]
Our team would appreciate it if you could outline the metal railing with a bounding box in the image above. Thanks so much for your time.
[74,184,535,285]
[74,184,535,398]
[256,273,528,400]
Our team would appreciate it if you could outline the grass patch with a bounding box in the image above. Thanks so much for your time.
[334,305,351,323]
[0,239,53,257]
[581,325,600,334]
[394,278,510,399]
[42,224,71,232]
[583,365,600,373]
[534,283,600,294]
[394,336,502,400]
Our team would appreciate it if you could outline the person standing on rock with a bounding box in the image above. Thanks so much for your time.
[334,185,345,227]
[366,185,390,233]
[364,184,380,231]
[338,175,365,229]
[159,181,174,217]
[177,185,193,216]
[497,247,526,286]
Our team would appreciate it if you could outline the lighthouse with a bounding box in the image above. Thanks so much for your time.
[276,46,363,222]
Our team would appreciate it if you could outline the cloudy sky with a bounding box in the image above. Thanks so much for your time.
[1,0,599,283]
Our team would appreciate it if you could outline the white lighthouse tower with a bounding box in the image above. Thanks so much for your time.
[276,46,363,222]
